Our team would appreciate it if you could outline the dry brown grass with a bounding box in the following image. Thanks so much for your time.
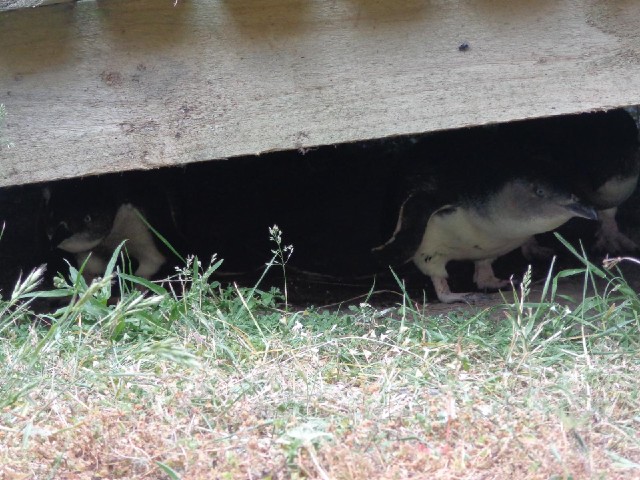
[1,335,639,479]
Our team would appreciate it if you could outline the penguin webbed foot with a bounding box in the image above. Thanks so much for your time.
[593,207,639,254]
[594,227,639,255]
[475,277,512,291]
[473,259,515,291]
[441,291,491,304]
[431,276,490,304]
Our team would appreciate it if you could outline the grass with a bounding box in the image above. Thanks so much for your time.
[1,230,640,479]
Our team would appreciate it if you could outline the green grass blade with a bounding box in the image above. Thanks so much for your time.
[155,461,182,480]
[135,209,186,264]
[118,273,168,296]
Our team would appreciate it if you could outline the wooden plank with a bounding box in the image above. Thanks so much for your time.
[0,0,73,12]
[1,0,640,187]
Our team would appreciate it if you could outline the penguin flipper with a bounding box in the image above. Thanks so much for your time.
[373,190,440,266]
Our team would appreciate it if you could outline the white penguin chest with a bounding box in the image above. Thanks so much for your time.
[592,174,639,208]
[103,205,149,251]
[415,206,527,262]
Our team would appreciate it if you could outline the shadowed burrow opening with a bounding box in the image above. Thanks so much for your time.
[2,107,640,306]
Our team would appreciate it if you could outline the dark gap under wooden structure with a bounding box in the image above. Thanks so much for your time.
[4,122,640,307]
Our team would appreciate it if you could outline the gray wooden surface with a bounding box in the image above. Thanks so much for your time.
[0,0,71,11]
[1,0,640,187]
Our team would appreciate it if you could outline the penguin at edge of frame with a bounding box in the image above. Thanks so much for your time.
[42,176,181,285]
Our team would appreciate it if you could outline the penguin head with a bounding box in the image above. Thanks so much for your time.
[496,179,597,236]
[43,182,117,254]
[512,179,597,220]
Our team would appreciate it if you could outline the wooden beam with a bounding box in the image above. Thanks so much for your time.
[2,0,640,187]
[0,0,73,12]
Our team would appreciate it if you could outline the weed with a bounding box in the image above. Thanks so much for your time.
[267,224,294,311]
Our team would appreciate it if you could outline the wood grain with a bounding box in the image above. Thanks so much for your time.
[0,0,72,12]
[1,0,640,187]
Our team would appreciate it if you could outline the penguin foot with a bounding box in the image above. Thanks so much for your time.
[475,277,512,291]
[431,276,490,304]
[438,292,491,304]
[521,237,556,260]
[473,259,513,291]
[594,227,639,254]
[593,208,639,254]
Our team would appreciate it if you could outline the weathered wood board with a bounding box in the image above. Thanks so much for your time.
[1,0,640,187]
[0,0,72,12]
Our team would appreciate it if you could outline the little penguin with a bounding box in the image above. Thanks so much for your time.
[43,176,178,283]
[500,109,640,255]
[374,177,597,303]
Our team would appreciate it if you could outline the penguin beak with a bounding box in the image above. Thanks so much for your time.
[565,197,598,221]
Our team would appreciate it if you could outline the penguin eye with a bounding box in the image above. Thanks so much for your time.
[534,186,546,198]
[83,214,92,224]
